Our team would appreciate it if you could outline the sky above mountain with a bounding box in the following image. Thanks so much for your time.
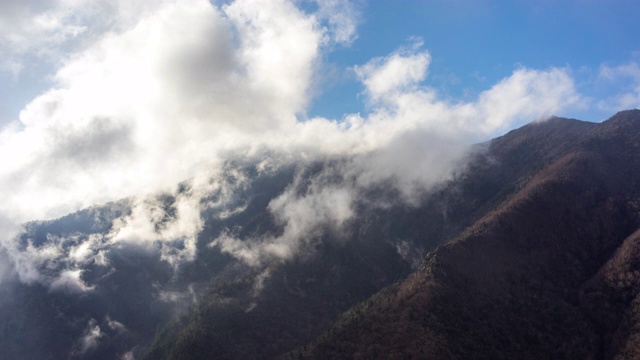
[0,0,639,285]
[307,0,640,123]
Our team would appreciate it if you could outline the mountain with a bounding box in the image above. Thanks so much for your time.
[290,109,640,359]
[140,113,618,359]
[0,149,458,359]
[2,110,640,359]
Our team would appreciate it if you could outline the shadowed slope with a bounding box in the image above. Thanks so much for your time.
[292,110,640,359]
[144,115,604,360]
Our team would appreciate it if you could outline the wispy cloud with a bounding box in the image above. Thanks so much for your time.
[4,165,252,288]
[0,0,582,286]
[211,40,580,268]
[355,39,431,102]
[597,61,640,111]
[106,315,128,333]
[77,318,104,355]
[315,0,361,46]
[49,269,94,293]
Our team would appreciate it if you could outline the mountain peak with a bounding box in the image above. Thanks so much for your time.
[604,109,640,124]
[595,109,640,137]
[293,109,640,360]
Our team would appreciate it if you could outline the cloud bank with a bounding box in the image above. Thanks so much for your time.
[0,0,583,286]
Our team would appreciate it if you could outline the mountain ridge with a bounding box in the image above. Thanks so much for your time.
[2,110,640,359]
[289,109,640,359]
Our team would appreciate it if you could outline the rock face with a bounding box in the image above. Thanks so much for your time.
[291,109,640,360]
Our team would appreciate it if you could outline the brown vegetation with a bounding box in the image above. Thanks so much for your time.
[291,110,640,359]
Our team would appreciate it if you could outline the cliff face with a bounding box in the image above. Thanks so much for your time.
[293,110,640,360]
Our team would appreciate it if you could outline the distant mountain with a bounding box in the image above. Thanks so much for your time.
[3,110,640,359]
[290,109,640,359]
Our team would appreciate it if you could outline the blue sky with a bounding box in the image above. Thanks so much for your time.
[1,1,639,128]
[308,0,640,122]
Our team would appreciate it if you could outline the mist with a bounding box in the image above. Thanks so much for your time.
[0,0,582,305]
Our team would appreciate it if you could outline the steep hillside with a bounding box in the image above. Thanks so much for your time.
[3,111,626,360]
[143,115,601,359]
[292,110,640,359]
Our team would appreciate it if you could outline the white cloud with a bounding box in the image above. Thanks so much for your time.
[599,62,640,81]
[78,318,104,354]
[0,0,583,285]
[212,43,580,268]
[211,167,355,266]
[9,236,64,285]
[0,0,331,228]
[355,40,431,101]
[315,0,361,45]
[461,67,582,134]
[597,62,640,111]
[69,236,98,264]
[110,187,205,269]
[0,1,83,70]
[106,315,128,333]
[49,269,94,293]
[224,0,322,124]
[3,164,255,287]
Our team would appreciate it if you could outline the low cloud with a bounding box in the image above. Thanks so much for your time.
[49,269,94,294]
[211,164,355,266]
[78,318,104,355]
[106,316,128,333]
[4,166,251,289]
[211,42,580,268]
[0,0,582,286]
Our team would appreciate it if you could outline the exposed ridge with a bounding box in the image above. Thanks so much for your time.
[291,110,640,360]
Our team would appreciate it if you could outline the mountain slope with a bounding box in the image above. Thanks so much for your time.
[142,115,605,360]
[291,110,640,359]
[5,111,637,359]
